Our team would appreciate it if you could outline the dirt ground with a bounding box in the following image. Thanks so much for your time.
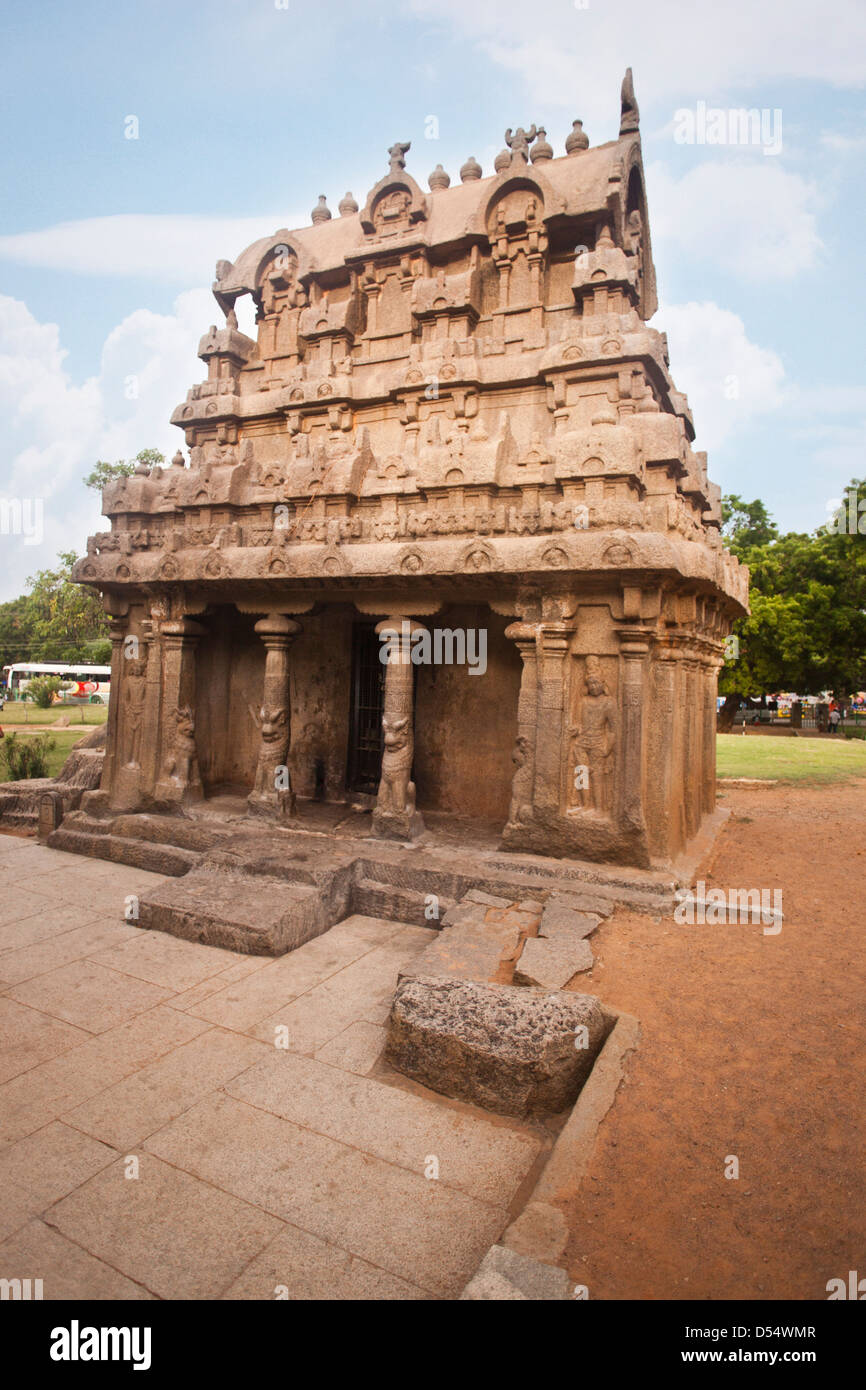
[559,779,866,1300]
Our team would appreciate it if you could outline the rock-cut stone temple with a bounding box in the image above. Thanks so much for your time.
[63,70,748,925]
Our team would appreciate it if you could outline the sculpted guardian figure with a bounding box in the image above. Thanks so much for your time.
[569,657,618,816]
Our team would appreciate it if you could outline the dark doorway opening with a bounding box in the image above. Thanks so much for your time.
[346,622,385,794]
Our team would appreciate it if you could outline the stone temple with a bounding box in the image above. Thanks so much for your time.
[61,71,748,950]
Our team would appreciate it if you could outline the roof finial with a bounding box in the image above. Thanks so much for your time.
[388,141,411,173]
[311,195,332,225]
[428,163,450,191]
[620,67,640,135]
[504,125,537,164]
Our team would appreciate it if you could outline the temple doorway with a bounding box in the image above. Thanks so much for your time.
[346,621,385,794]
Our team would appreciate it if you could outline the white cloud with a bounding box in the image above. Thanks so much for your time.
[0,213,299,285]
[0,289,216,600]
[654,300,786,451]
[410,0,866,122]
[647,160,822,280]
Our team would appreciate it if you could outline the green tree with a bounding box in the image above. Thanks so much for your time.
[83,448,164,492]
[718,480,866,728]
[24,551,109,661]
[721,494,779,554]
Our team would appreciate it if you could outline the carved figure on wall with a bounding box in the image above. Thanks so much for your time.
[508,734,534,825]
[121,655,148,767]
[163,705,201,795]
[569,656,617,815]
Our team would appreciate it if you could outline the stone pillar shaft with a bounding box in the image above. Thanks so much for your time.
[153,618,207,805]
[372,617,426,841]
[615,626,652,835]
[504,621,539,828]
[248,613,301,820]
[534,622,575,812]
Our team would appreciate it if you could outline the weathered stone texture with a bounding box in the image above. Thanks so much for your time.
[385,975,608,1117]
[67,69,747,879]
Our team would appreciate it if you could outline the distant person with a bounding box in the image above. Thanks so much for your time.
[829,707,841,734]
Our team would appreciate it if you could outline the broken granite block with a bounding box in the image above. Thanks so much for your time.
[541,892,604,939]
[514,935,594,989]
[385,974,608,1118]
[404,919,523,984]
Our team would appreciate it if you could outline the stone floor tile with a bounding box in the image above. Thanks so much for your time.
[315,1021,387,1075]
[48,1152,283,1300]
[0,996,89,1084]
[64,1027,270,1149]
[0,1005,210,1145]
[0,1121,117,1241]
[187,930,374,1032]
[220,1222,427,1300]
[226,1049,541,1204]
[0,1219,155,1300]
[0,919,141,985]
[6,960,173,1034]
[145,1092,507,1296]
[90,929,247,993]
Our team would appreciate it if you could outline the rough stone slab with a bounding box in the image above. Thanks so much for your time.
[386,975,608,1118]
[138,867,333,956]
[514,935,594,989]
[405,920,523,984]
[541,893,606,938]
[460,1244,571,1301]
[463,889,513,909]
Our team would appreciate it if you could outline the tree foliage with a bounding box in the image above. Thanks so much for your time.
[0,552,109,669]
[1,732,56,781]
[83,449,164,492]
[25,676,65,708]
[719,478,866,707]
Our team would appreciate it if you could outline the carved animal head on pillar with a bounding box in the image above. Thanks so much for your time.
[382,714,410,752]
[255,705,289,744]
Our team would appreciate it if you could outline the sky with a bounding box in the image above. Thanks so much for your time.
[0,0,864,603]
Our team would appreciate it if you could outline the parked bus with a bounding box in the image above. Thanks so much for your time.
[0,662,111,703]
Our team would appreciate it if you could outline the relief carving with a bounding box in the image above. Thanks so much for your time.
[568,656,617,816]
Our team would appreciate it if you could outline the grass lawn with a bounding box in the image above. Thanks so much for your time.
[717,732,866,784]
[0,728,90,781]
[0,703,109,727]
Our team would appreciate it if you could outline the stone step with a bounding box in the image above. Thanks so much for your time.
[351,876,455,929]
[138,866,331,955]
[47,825,198,876]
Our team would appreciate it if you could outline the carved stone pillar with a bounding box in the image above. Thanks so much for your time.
[682,650,701,839]
[615,626,653,836]
[647,643,678,856]
[153,618,207,806]
[534,621,576,813]
[247,613,302,821]
[102,613,129,800]
[503,621,539,828]
[372,617,426,841]
[701,646,724,815]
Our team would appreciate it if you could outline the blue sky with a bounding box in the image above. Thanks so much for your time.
[0,0,864,601]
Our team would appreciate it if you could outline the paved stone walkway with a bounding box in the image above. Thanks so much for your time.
[0,834,542,1299]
